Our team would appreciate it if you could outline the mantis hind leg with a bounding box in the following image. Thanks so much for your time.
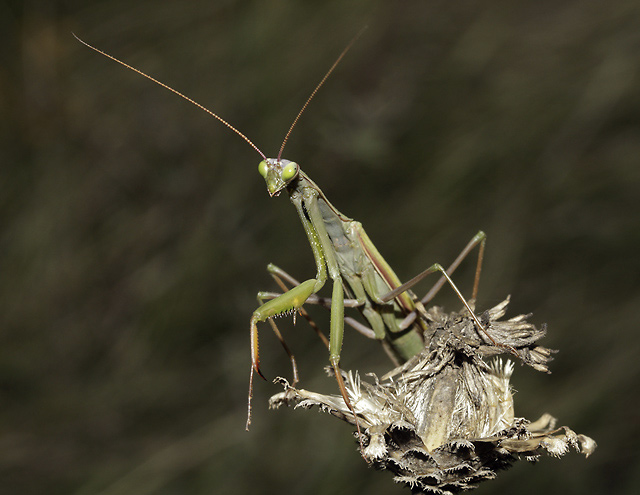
[420,230,486,305]
[381,231,486,330]
[380,232,517,355]
[391,262,516,354]
[382,231,486,305]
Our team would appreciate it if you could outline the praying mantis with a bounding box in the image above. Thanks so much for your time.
[75,33,514,444]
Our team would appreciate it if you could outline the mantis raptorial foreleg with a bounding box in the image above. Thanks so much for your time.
[265,264,375,338]
[266,264,363,309]
[258,291,379,341]
[247,279,316,429]
[267,265,367,346]
[248,187,367,450]
[255,293,301,385]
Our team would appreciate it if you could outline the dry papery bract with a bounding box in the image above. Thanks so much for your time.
[270,297,596,495]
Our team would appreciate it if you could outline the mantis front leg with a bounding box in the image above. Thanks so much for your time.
[265,263,376,339]
[247,277,318,429]
[246,187,365,452]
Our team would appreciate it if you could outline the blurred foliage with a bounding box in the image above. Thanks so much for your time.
[1,1,639,494]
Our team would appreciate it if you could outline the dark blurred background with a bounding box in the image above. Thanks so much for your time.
[2,1,638,494]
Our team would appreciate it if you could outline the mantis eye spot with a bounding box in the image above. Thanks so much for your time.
[258,160,269,178]
[282,162,298,181]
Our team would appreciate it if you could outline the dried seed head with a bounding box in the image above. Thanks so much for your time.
[270,297,596,494]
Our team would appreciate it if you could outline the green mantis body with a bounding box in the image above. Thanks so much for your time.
[249,157,491,436]
[253,160,426,363]
[75,34,503,443]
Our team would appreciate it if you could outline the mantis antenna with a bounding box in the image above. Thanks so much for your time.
[73,29,366,162]
[277,27,367,160]
[72,33,267,161]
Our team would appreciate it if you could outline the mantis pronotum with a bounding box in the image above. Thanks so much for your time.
[75,32,515,452]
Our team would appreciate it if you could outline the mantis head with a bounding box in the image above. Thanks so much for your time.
[258,159,300,197]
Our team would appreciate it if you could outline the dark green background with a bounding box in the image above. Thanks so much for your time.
[2,1,638,494]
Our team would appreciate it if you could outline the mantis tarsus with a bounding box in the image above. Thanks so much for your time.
[75,33,516,449]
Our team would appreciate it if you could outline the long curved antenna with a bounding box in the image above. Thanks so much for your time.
[277,27,367,161]
[73,33,267,161]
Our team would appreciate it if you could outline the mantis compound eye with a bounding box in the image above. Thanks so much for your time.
[282,161,298,181]
[258,160,269,178]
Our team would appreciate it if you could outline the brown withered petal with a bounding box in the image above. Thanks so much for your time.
[270,297,596,494]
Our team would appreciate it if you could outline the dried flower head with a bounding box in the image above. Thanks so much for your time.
[270,297,596,494]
